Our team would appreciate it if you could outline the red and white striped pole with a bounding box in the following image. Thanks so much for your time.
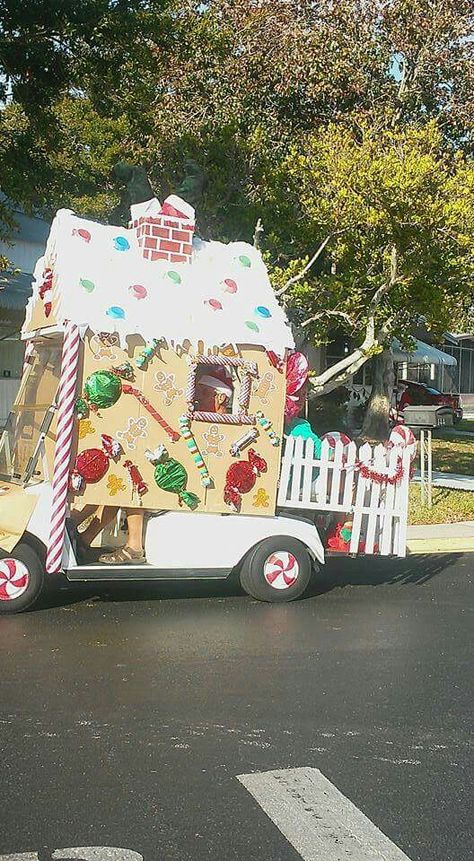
[46,321,81,573]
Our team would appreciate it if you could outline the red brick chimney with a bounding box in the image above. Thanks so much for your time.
[130,195,195,264]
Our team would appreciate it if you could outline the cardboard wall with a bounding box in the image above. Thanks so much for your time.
[73,331,286,516]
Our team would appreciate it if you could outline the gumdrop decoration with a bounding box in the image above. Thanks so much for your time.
[129,284,147,299]
[223,278,238,294]
[72,228,91,243]
[149,447,200,510]
[80,278,95,293]
[224,448,267,512]
[245,321,260,333]
[206,298,223,311]
[113,236,130,251]
[106,306,125,320]
[255,306,271,318]
[166,270,181,285]
[238,255,251,268]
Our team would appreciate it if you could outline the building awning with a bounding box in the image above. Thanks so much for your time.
[392,338,457,366]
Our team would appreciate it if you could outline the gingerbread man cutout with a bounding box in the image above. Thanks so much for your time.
[202,424,224,458]
[90,332,120,362]
[253,371,276,405]
[253,488,270,508]
[153,371,184,406]
[116,417,148,450]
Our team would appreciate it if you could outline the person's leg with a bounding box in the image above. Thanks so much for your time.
[70,504,97,527]
[125,510,145,552]
[79,505,117,546]
[98,509,146,565]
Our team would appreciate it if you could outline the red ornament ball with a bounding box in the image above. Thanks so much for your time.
[75,448,109,483]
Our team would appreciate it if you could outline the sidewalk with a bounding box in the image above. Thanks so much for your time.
[407,520,474,554]
[412,471,474,491]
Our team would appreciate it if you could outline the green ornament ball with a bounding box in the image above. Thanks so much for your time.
[84,370,122,409]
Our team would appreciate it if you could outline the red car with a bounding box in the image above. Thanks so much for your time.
[396,380,463,423]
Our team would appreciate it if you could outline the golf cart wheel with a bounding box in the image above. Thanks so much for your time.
[240,536,312,603]
[0,541,45,615]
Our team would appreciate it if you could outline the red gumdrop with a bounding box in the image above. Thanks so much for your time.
[207,298,223,310]
[223,278,238,293]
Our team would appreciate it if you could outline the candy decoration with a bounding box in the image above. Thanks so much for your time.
[285,351,309,418]
[111,361,134,381]
[321,431,352,450]
[206,298,223,310]
[223,278,238,293]
[388,424,417,459]
[152,449,200,510]
[121,384,180,442]
[179,415,212,487]
[224,449,267,512]
[123,460,148,500]
[38,267,54,317]
[84,370,122,410]
[0,558,30,602]
[136,338,160,369]
[256,411,280,446]
[230,427,259,457]
[129,284,147,299]
[71,449,109,491]
[113,236,130,251]
[106,305,125,320]
[46,322,81,573]
[255,306,271,318]
[266,351,285,373]
[166,270,182,284]
[70,434,122,492]
[264,552,299,588]
[238,255,251,267]
[75,397,89,420]
[72,228,91,243]
[80,278,95,293]
[245,320,260,333]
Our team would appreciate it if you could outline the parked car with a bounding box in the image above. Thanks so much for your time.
[396,380,463,423]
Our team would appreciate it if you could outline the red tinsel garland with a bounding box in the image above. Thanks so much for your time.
[356,457,405,486]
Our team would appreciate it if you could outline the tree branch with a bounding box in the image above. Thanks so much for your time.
[253,218,264,250]
[301,309,355,329]
[275,233,332,297]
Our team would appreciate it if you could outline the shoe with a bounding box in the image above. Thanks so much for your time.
[98,545,147,565]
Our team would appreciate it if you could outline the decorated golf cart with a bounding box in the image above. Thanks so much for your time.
[0,192,412,614]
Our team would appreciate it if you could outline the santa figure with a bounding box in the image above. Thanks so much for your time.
[196,367,234,414]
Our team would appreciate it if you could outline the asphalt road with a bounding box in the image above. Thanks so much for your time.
[0,553,472,861]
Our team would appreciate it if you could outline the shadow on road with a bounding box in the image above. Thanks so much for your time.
[32,551,464,612]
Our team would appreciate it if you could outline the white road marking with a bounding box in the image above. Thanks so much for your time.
[0,851,143,861]
[238,767,414,861]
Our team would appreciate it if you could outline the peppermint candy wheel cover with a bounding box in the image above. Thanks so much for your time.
[0,558,30,601]
[263,551,299,590]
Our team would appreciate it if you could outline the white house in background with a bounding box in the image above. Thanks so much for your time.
[0,202,50,423]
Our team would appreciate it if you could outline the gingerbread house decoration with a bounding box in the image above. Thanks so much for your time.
[23,195,295,517]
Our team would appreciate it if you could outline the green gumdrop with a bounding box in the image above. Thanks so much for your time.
[238,255,251,268]
[80,279,95,293]
[245,320,260,332]
[167,270,181,284]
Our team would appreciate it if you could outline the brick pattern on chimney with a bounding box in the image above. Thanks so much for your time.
[131,215,195,264]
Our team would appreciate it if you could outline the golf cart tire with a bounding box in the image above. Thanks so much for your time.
[0,540,45,615]
[240,536,312,603]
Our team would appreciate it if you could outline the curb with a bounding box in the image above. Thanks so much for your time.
[407,537,474,554]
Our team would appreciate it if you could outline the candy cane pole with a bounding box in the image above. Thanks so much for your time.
[122,384,180,443]
[46,322,81,573]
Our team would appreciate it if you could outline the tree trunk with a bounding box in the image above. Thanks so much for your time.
[360,348,394,441]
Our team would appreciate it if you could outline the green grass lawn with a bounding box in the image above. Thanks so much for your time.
[409,484,474,524]
[427,434,474,475]
[455,418,474,432]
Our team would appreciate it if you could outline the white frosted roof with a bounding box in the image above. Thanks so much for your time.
[25,208,294,354]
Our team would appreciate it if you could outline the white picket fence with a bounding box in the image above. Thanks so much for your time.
[277,437,411,557]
